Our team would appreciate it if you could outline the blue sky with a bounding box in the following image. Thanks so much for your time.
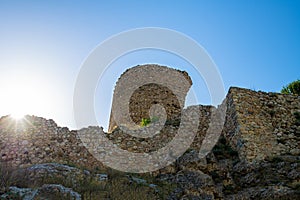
[0,0,299,130]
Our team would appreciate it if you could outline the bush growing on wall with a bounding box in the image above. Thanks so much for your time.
[140,116,159,127]
[140,118,151,126]
[281,79,300,95]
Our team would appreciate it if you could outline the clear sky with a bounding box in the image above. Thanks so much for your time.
[0,0,299,130]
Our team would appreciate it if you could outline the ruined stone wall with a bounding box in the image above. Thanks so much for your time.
[108,64,192,132]
[223,87,300,163]
[1,87,299,171]
[0,116,105,170]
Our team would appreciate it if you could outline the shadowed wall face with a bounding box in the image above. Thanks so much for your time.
[129,83,181,124]
[108,64,192,132]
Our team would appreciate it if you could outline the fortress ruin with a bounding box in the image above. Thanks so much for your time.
[108,64,192,132]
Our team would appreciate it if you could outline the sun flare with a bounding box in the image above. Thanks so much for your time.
[3,82,36,119]
[10,112,25,120]
[0,74,58,121]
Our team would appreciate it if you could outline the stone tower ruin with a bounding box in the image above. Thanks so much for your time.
[108,64,192,132]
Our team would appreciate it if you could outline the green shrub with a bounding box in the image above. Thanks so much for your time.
[281,79,300,95]
[140,118,151,127]
[140,116,160,127]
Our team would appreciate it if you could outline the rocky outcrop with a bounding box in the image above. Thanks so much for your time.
[1,184,81,200]
[0,163,170,199]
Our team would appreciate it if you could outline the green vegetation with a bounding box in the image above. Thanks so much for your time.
[140,118,151,126]
[140,116,159,127]
[281,79,300,95]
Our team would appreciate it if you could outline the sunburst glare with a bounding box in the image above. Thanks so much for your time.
[0,72,58,121]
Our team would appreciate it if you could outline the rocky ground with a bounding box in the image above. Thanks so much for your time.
[1,124,299,199]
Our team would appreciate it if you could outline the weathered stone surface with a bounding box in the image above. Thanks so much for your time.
[15,163,103,188]
[225,186,299,200]
[223,87,300,163]
[1,184,81,200]
[108,64,192,132]
[0,116,106,170]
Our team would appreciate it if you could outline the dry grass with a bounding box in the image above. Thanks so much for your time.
[0,162,175,200]
[0,161,17,193]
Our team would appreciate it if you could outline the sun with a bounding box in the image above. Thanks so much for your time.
[10,112,25,120]
[2,82,34,119]
[0,74,56,121]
